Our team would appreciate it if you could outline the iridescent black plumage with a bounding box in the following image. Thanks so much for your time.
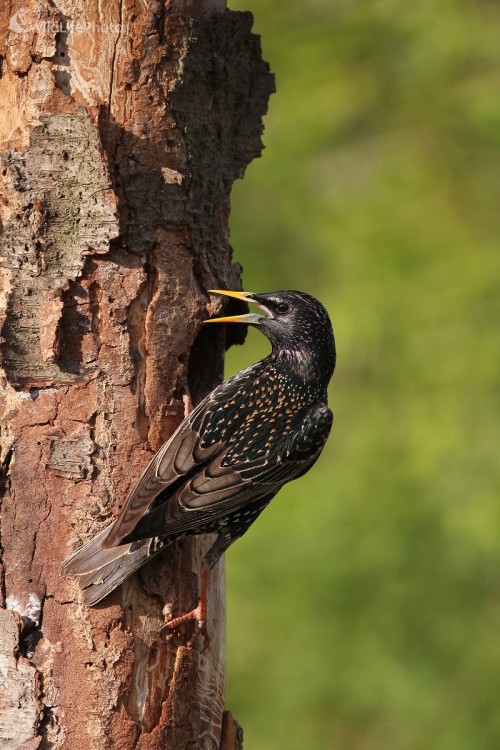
[61,290,336,630]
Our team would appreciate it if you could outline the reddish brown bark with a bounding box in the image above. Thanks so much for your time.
[0,1,274,747]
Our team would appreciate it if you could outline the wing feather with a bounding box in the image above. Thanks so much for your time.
[103,362,267,548]
[120,404,333,543]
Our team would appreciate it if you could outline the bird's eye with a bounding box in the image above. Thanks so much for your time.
[276,301,289,314]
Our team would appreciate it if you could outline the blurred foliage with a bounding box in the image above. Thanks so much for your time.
[223,1,500,749]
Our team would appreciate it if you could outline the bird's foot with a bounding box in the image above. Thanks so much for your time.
[162,602,210,649]
[162,560,211,648]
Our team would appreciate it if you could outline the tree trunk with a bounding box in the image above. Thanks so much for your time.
[0,1,273,747]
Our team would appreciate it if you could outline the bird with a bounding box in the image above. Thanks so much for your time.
[61,289,336,639]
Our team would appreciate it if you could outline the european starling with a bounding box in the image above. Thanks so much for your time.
[61,290,336,637]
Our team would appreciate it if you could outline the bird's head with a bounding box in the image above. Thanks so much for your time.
[206,289,336,384]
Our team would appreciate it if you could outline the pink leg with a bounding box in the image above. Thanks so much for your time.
[183,392,193,417]
[163,560,210,646]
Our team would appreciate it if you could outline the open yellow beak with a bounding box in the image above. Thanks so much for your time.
[205,290,266,324]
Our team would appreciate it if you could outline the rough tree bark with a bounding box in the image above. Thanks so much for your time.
[0,1,273,748]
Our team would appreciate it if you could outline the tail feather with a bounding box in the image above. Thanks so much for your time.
[61,525,121,576]
[61,524,166,606]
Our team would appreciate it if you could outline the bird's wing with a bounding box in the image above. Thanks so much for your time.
[103,362,265,548]
[122,404,333,542]
[239,403,333,483]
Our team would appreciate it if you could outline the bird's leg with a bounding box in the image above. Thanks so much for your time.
[182,392,193,417]
[163,559,211,646]
[163,534,233,647]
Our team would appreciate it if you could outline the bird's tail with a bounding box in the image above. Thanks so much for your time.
[61,524,165,606]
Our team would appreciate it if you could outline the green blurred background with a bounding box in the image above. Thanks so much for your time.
[223,1,500,748]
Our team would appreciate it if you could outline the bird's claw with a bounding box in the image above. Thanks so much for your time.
[161,602,210,649]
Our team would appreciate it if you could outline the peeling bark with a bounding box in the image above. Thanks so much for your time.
[0,1,274,747]
[0,608,41,750]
